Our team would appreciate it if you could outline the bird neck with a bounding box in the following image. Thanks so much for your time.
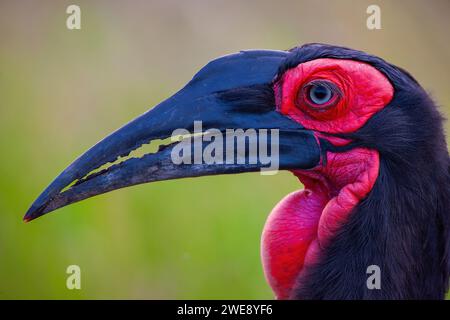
[290,156,450,299]
[262,136,449,299]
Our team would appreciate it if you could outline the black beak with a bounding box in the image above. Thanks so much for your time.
[24,50,321,222]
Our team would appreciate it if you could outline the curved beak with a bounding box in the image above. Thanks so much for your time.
[24,50,321,222]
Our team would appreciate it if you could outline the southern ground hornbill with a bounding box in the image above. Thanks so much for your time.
[25,43,449,299]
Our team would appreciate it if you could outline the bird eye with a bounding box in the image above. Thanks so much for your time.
[298,80,341,112]
[308,84,332,105]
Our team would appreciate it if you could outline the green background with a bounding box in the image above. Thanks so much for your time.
[0,0,449,299]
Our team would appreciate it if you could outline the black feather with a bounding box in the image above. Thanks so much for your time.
[216,84,275,114]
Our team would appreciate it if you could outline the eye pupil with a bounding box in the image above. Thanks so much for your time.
[309,84,332,105]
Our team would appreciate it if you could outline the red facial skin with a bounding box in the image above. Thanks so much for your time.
[261,59,394,299]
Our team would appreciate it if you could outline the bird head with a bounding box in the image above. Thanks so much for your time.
[24,44,449,299]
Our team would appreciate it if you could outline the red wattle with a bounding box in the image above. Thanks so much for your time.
[261,147,379,299]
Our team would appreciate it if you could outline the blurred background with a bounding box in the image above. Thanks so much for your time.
[0,0,449,299]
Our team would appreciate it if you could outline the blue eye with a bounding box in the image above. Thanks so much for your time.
[308,84,332,105]
[297,80,341,112]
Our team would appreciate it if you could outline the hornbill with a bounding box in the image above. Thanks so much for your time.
[24,43,449,299]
